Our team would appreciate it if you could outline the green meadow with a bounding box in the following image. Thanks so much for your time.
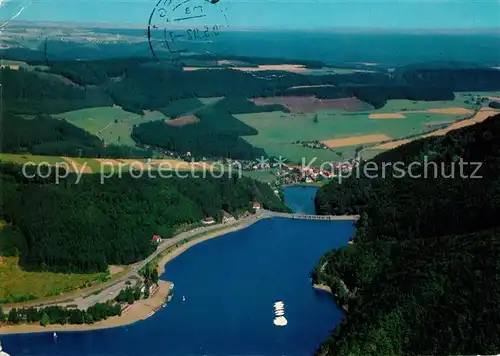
[242,169,278,183]
[236,106,472,162]
[233,91,500,162]
[58,107,168,146]
[0,153,65,166]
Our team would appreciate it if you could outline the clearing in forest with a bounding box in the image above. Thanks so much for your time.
[166,115,200,127]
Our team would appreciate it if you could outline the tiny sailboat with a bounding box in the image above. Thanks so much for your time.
[182,296,186,302]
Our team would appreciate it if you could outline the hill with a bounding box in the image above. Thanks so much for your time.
[0,113,152,159]
[0,163,289,274]
[313,113,500,355]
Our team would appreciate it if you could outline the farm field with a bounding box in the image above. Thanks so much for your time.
[0,59,29,70]
[369,92,485,114]
[236,107,471,161]
[58,107,168,146]
[0,256,107,303]
[368,106,500,152]
[0,220,107,303]
[233,92,500,162]
[322,134,392,148]
[0,153,65,166]
[242,169,278,183]
[250,96,372,113]
[182,64,378,76]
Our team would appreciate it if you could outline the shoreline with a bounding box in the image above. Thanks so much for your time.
[0,216,265,335]
[313,283,333,294]
[156,216,263,276]
[0,280,172,335]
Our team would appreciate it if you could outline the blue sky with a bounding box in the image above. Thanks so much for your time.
[3,0,500,30]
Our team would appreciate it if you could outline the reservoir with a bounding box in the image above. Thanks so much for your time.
[2,187,354,355]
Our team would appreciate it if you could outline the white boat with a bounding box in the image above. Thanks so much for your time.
[0,341,10,356]
[53,332,58,338]
[182,296,186,302]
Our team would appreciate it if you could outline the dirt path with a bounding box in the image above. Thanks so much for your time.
[62,157,93,173]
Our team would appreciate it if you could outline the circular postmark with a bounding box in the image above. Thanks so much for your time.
[147,0,229,63]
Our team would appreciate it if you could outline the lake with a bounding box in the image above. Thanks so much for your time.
[2,187,354,356]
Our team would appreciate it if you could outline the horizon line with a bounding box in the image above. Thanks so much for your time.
[5,20,500,34]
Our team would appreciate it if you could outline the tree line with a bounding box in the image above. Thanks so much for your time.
[0,163,289,273]
[0,302,122,326]
[4,56,500,117]
[313,113,500,355]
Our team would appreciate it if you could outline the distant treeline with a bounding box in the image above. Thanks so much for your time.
[0,113,152,158]
[0,163,289,273]
[3,55,500,160]
[4,56,500,117]
[312,113,500,355]
[0,67,112,114]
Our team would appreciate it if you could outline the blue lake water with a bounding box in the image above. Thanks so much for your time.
[2,187,354,356]
[283,186,318,215]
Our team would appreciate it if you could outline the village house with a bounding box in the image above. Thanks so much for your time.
[202,216,216,225]
[152,235,162,244]
[222,211,235,224]
[253,202,261,210]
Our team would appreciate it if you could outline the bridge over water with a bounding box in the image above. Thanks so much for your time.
[264,210,359,221]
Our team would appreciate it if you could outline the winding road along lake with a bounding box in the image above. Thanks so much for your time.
[2,186,354,356]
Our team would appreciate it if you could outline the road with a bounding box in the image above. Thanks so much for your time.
[3,210,272,312]
[3,209,356,312]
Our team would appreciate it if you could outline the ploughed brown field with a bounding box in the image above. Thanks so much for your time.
[250,96,372,113]
[166,115,200,127]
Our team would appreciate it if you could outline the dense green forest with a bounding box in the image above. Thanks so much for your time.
[0,113,152,158]
[0,67,112,114]
[132,103,266,159]
[0,163,289,273]
[4,56,500,117]
[489,101,500,109]
[313,113,500,355]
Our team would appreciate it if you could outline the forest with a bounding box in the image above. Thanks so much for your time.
[132,101,267,159]
[0,66,112,114]
[0,113,152,158]
[4,56,500,116]
[313,113,500,355]
[3,57,500,160]
[0,162,289,273]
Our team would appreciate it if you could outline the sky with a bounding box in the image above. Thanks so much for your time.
[1,0,499,30]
